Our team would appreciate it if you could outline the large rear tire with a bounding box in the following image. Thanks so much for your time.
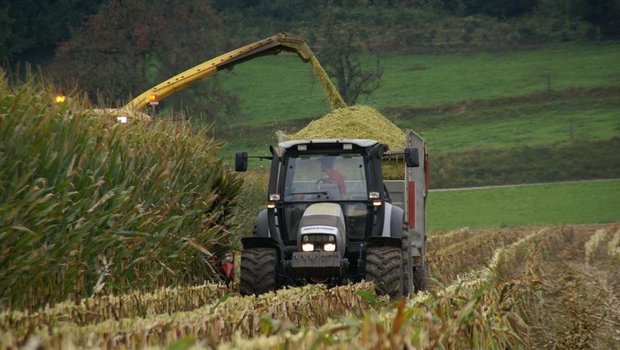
[365,246,403,298]
[239,248,277,296]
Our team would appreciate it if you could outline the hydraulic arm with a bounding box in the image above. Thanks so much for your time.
[124,33,346,111]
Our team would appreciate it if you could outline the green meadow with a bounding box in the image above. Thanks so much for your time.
[220,42,620,126]
[217,42,620,161]
[426,179,620,230]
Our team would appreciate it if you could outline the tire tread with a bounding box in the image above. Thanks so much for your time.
[366,246,403,298]
[239,248,277,295]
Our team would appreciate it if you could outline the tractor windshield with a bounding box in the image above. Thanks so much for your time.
[280,153,370,243]
[283,154,368,202]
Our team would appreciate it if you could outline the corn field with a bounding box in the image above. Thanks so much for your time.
[0,75,242,309]
[2,223,618,349]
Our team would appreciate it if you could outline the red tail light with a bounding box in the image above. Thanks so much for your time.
[221,253,234,278]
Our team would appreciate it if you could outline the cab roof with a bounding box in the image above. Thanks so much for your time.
[278,139,379,150]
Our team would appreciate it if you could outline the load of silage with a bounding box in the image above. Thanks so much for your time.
[0,75,242,308]
[292,105,405,149]
[291,105,406,179]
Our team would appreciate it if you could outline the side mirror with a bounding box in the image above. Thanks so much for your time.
[235,151,248,172]
[404,147,420,168]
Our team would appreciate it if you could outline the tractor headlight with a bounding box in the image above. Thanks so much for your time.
[323,243,336,252]
[302,243,314,252]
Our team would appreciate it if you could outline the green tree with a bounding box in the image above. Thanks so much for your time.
[0,0,103,65]
[47,0,238,124]
[585,0,620,38]
[312,3,383,105]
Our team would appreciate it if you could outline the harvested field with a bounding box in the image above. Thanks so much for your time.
[2,223,619,349]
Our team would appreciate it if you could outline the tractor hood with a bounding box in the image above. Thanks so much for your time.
[298,203,346,258]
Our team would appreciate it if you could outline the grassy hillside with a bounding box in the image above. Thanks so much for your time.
[367,43,620,109]
[390,87,620,153]
[427,179,620,230]
[220,86,620,156]
[430,137,620,188]
[216,43,620,188]
[220,42,620,127]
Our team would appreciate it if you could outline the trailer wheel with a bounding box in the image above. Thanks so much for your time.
[413,265,428,292]
[366,246,403,298]
[239,248,277,296]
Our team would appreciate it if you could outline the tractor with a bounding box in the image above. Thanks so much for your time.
[235,131,428,297]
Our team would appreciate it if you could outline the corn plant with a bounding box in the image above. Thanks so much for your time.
[0,74,243,309]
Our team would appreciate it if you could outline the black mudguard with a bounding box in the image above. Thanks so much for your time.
[390,205,404,238]
[254,209,270,237]
[366,236,402,249]
[241,236,279,250]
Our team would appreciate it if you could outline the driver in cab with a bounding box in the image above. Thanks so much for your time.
[319,157,347,199]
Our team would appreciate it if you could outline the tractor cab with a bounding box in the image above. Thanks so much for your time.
[274,139,388,247]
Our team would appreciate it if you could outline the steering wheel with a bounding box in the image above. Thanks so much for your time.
[316,177,337,189]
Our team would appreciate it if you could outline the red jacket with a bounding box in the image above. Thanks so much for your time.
[326,169,346,197]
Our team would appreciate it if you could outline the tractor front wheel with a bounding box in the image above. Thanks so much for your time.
[239,248,278,296]
[365,246,403,298]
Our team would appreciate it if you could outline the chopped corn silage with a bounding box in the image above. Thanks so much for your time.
[308,55,346,110]
[292,105,405,149]
[292,105,407,179]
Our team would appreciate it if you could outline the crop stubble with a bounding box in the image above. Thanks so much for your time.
[3,223,618,349]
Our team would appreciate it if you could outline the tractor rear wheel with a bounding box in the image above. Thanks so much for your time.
[365,246,403,298]
[239,248,278,296]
